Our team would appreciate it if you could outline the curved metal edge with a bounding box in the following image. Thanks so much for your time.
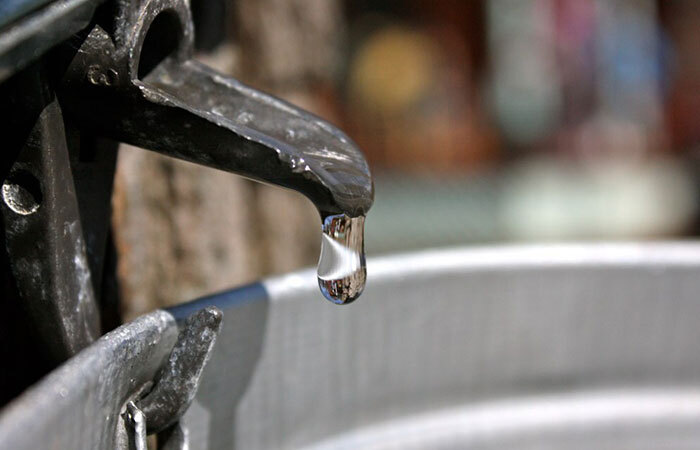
[124,0,194,79]
[233,241,700,449]
[167,282,268,322]
[0,310,178,450]
[166,283,270,450]
[264,242,700,299]
[304,388,700,450]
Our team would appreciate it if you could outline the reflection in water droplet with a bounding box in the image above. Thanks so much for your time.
[317,214,366,305]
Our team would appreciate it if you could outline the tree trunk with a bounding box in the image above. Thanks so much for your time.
[113,0,344,319]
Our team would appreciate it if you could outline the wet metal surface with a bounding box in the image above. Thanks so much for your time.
[59,0,373,218]
[144,59,373,217]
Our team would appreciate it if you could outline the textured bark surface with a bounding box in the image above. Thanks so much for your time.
[114,1,343,318]
[236,0,344,88]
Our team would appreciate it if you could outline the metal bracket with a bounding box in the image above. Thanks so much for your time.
[122,306,223,449]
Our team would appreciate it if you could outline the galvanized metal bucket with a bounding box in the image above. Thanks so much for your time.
[3,243,700,449]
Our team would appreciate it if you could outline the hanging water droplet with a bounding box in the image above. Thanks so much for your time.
[317,214,366,304]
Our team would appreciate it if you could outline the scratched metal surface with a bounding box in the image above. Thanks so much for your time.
[185,243,700,449]
[0,311,178,449]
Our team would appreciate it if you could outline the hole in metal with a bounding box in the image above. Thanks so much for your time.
[138,10,182,79]
[2,170,42,215]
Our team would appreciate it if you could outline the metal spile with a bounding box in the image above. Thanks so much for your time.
[59,0,374,302]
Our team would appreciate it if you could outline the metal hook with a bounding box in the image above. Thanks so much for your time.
[138,306,223,434]
[125,401,148,450]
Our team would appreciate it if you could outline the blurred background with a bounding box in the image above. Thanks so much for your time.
[113,0,700,318]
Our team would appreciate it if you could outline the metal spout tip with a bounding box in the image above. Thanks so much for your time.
[61,16,374,219]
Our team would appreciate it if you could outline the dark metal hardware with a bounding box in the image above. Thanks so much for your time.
[139,306,223,434]
[125,401,148,450]
[118,306,223,449]
[0,0,373,410]
[59,0,374,217]
[1,66,101,365]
